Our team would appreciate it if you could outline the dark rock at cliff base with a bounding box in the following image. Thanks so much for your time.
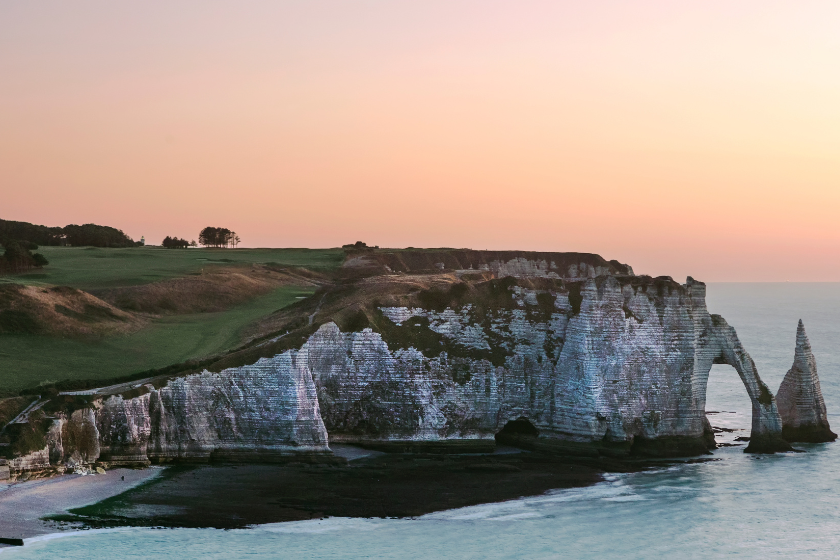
[776,321,837,443]
[744,433,794,454]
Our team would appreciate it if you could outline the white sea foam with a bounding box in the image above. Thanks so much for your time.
[422,479,640,521]
[0,528,141,556]
[257,517,389,534]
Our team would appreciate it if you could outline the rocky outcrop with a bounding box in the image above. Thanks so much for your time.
[776,321,836,443]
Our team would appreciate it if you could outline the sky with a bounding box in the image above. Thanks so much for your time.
[2,1,839,281]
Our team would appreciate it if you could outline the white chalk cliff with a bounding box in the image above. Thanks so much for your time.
[10,252,824,473]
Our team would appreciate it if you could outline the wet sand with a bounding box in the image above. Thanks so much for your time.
[0,468,161,543]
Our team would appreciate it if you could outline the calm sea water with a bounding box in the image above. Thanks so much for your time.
[4,283,840,559]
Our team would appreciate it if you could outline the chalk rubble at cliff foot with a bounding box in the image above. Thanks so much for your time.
[775,320,836,443]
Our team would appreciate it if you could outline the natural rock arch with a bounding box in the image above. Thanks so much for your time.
[700,314,792,453]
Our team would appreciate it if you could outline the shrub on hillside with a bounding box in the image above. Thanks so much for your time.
[0,241,48,274]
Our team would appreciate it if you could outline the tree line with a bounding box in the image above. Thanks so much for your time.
[1,219,245,261]
[0,219,139,248]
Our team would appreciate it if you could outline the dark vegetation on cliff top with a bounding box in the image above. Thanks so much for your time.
[341,246,633,277]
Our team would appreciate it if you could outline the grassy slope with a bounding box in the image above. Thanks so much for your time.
[0,284,316,392]
[3,246,344,290]
[0,246,342,392]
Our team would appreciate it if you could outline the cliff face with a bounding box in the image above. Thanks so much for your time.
[16,355,330,471]
[302,275,789,455]
[8,250,820,472]
[776,321,836,443]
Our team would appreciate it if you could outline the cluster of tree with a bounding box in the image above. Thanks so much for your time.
[342,241,378,252]
[62,224,138,247]
[0,219,140,248]
[161,236,196,249]
[0,241,48,274]
[198,227,240,248]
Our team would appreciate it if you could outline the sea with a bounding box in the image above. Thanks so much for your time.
[3,282,840,559]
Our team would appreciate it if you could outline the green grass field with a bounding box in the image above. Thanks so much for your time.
[2,246,344,290]
[0,284,316,393]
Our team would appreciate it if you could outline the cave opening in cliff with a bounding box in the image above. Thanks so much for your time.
[495,417,539,448]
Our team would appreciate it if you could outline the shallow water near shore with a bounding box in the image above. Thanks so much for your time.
[3,283,840,559]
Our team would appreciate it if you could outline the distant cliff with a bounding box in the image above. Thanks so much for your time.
[6,250,820,475]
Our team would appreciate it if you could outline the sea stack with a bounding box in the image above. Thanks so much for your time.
[776,320,836,443]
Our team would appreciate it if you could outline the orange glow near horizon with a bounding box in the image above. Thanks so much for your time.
[2,1,840,281]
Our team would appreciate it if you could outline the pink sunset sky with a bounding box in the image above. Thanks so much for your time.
[2,1,839,281]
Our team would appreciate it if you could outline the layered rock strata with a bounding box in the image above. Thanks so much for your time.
[776,321,836,443]
[12,355,331,471]
[302,276,790,456]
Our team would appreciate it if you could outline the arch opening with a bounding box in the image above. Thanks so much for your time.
[698,315,792,453]
[704,363,754,449]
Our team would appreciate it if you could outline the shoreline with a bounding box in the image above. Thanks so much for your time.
[0,467,163,545]
[5,447,610,533]
[1,444,708,548]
